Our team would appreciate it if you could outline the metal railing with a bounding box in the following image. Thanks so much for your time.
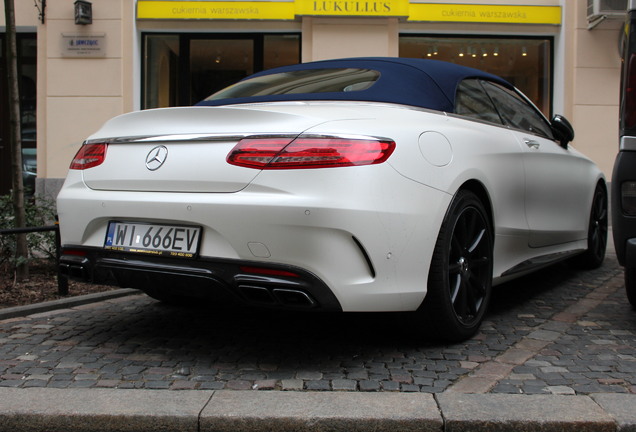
[0,224,68,295]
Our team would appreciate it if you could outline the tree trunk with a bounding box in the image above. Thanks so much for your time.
[4,0,29,280]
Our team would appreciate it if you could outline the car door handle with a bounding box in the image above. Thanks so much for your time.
[524,139,540,149]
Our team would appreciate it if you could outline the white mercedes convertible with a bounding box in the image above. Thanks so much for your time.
[57,57,607,341]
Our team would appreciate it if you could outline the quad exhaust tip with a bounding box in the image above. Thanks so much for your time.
[239,285,317,308]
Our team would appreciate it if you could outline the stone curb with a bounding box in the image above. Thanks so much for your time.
[0,388,634,432]
[0,288,139,321]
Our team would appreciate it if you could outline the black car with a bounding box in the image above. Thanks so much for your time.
[613,0,636,307]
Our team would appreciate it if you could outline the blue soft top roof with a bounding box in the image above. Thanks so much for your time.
[196,57,512,112]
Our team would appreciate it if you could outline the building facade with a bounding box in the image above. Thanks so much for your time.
[0,0,625,197]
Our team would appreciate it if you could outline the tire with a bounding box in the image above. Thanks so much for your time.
[421,190,493,342]
[570,183,608,270]
[626,264,636,309]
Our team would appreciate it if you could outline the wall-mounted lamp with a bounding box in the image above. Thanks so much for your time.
[74,0,92,25]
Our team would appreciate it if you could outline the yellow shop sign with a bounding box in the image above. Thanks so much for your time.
[137,1,296,20]
[297,0,409,17]
[137,0,561,24]
[409,3,561,25]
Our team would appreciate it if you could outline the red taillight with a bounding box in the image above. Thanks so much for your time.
[227,138,294,169]
[227,136,395,169]
[69,143,108,170]
[240,266,300,278]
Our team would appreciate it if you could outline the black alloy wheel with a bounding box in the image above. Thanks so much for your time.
[570,183,608,270]
[422,190,493,342]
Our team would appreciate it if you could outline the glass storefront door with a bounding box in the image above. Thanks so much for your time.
[400,36,552,117]
[143,34,300,109]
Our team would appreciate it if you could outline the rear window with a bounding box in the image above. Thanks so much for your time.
[204,68,380,101]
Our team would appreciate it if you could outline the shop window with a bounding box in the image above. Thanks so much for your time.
[143,34,300,109]
[400,36,552,117]
[144,35,179,109]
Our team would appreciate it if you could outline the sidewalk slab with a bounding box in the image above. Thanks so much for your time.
[0,387,214,432]
[593,394,636,431]
[436,393,615,432]
[200,391,442,432]
[1,388,635,432]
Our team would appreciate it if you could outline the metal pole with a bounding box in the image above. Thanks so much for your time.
[54,224,68,295]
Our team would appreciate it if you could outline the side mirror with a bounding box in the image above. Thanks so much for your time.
[551,114,574,148]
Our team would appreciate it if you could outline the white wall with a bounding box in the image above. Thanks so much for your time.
[302,17,398,61]
[37,0,128,180]
[570,1,622,176]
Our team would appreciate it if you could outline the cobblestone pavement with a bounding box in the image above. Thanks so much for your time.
[0,253,634,395]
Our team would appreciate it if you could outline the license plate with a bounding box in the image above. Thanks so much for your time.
[104,221,201,259]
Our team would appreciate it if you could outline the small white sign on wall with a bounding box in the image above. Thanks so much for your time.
[61,34,106,58]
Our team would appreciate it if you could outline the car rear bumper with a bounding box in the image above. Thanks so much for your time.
[59,247,343,311]
[57,167,451,312]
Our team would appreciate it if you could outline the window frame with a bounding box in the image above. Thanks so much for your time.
[481,80,555,140]
[455,79,503,126]
[141,32,301,109]
[454,78,555,142]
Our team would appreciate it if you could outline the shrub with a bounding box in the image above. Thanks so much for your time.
[0,192,57,268]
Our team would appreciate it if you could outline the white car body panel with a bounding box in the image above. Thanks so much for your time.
[514,130,596,247]
[57,101,602,312]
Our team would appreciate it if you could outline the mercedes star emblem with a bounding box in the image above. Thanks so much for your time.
[145,145,168,171]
